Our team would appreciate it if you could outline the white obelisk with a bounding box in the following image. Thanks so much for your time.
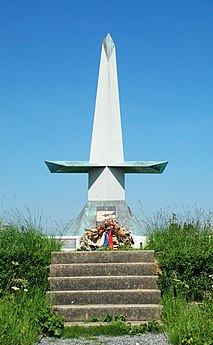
[89,34,124,201]
[45,34,168,235]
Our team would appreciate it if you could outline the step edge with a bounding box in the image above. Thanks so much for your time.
[50,262,155,266]
[47,289,161,294]
[48,275,158,279]
[64,320,163,327]
[53,304,162,308]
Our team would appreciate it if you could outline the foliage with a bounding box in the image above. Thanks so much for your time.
[0,220,64,344]
[116,244,134,251]
[162,290,213,345]
[0,289,64,345]
[35,294,64,337]
[102,312,126,322]
[0,292,38,345]
[89,314,99,322]
[102,312,113,322]
[145,210,213,344]
[0,225,62,293]
[89,313,127,323]
[113,313,127,322]
[62,319,164,339]
[145,215,213,301]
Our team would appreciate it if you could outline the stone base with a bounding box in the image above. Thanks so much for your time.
[70,200,144,236]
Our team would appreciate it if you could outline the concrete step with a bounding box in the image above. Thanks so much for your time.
[53,304,161,322]
[50,262,156,277]
[51,250,155,264]
[49,276,158,291]
[48,250,161,322]
[48,289,161,305]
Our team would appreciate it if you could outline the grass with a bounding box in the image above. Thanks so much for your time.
[0,224,61,293]
[144,210,213,345]
[62,320,164,339]
[0,288,64,345]
[0,289,45,345]
[0,292,38,345]
[63,321,129,338]
[0,219,64,345]
[145,213,213,300]
[0,207,213,344]
[162,291,213,345]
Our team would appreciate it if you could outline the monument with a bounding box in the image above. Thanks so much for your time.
[45,34,168,235]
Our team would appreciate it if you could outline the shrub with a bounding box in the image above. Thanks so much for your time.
[0,223,64,344]
[0,289,64,345]
[145,211,213,345]
[0,225,62,293]
[162,290,213,345]
[145,217,213,301]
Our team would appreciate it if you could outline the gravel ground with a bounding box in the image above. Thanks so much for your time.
[37,333,171,345]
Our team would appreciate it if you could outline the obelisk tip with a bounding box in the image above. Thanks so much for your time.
[103,33,115,60]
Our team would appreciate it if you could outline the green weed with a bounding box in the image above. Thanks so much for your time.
[0,221,64,344]
[88,313,127,323]
[145,215,213,300]
[0,225,62,293]
[162,290,213,345]
[0,289,64,345]
[145,209,213,345]
[62,320,164,339]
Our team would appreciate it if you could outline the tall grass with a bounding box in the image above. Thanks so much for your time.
[0,218,64,345]
[0,288,64,345]
[145,209,213,344]
[0,290,43,345]
[145,212,213,300]
[0,203,73,236]
[0,224,61,292]
[141,206,213,234]
[162,290,213,345]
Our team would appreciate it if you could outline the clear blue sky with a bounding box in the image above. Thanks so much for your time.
[0,0,212,232]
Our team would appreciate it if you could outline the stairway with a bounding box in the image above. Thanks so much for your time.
[48,250,161,322]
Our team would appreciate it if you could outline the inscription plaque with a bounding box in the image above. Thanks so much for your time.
[96,206,116,224]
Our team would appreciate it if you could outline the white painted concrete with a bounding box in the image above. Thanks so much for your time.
[45,33,168,231]
[89,34,124,166]
[88,167,125,200]
[88,34,125,201]
[46,33,167,212]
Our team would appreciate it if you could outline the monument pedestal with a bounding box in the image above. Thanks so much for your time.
[70,201,143,236]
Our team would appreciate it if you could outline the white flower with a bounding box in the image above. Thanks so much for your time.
[11,286,20,291]
[23,288,28,292]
